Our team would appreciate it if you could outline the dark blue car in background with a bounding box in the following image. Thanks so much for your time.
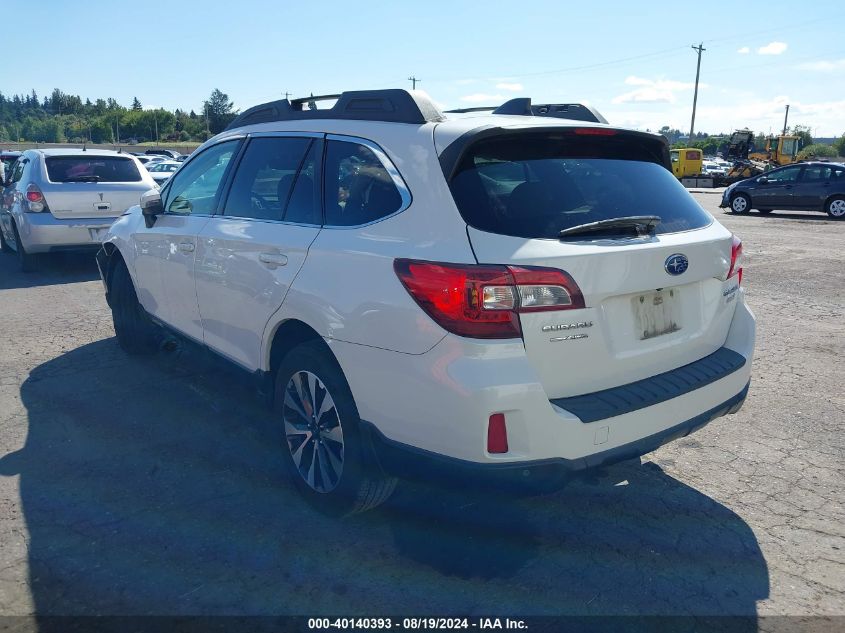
[721,161,845,219]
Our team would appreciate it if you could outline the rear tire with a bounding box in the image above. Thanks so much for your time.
[275,340,397,516]
[11,222,36,272]
[826,196,845,219]
[730,193,751,215]
[110,259,160,354]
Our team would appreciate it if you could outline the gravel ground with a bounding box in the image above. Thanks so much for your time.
[0,194,842,622]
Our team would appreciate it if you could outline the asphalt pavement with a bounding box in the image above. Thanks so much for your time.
[0,194,842,623]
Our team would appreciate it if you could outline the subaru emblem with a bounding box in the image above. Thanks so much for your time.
[664,254,689,276]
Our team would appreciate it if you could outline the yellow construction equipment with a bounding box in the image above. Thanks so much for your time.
[749,135,800,166]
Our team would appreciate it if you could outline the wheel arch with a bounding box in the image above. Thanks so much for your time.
[824,193,845,213]
[99,242,128,299]
[264,319,336,404]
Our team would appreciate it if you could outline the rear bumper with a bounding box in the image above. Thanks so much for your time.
[363,381,749,490]
[331,298,755,471]
[16,212,117,253]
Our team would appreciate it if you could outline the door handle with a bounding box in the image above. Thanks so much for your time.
[259,252,288,267]
[178,241,195,253]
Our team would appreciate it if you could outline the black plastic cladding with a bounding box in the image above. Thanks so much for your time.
[225,89,446,129]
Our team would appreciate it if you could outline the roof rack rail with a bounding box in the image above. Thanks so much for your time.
[225,89,445,130]
[445,98,607,124]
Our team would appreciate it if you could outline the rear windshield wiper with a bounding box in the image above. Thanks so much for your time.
[61,175,101,182]
[559,215,661,239]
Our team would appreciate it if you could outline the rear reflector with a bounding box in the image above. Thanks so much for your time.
[487,413,509,454]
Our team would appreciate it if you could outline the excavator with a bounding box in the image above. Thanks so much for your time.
[722,129,801,184]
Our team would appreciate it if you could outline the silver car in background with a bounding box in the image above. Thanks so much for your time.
[0,149,157,271]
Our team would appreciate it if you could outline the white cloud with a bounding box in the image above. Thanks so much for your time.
[758,41,788,55]
[613,76,702,104]
[496,82,523,92]
[602,95,844,137]
[737,47,750,54]
[798,59,845,72]
[460,93,506,103]
[613,88,676,104]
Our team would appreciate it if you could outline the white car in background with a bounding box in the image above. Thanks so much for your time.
[145,160,180,186]
[96,89,755,515]
[1,149,156,271]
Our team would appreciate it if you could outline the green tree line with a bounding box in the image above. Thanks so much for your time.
[0,88,236,144]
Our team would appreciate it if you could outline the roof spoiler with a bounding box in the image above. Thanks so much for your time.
[225,89,445,130]
[445,98,607,124]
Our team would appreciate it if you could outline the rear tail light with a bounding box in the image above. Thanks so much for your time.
[393,259,585,339]
[487,413,509,454]
[727,235,743,285]
[24,183,47,213]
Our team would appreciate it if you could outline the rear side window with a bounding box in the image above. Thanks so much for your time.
[449,133,713,238]
[323,140,403,227]
[45,156,142,183]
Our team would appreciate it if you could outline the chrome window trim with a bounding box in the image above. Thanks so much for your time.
[322,133,413,230]
[205,215,322,229]
[247,131,324,139]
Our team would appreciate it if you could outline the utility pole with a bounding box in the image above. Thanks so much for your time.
[283,91,292,100]
[782,104,790,137]
[688,43,705,144]
[408,76,420,90]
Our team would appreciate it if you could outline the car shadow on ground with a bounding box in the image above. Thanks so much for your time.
[0,338,769,621]
[0,251,100,289]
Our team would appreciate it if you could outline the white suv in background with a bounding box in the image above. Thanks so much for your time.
[97,90,755,515]
[0,149,157,271]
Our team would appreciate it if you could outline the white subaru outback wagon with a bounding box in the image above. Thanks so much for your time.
[97,90,755,515]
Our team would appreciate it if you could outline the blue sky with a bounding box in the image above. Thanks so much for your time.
[6,0,845,136]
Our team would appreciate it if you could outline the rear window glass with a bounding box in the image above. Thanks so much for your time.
[449,133,712,238]
[46,156,142,183]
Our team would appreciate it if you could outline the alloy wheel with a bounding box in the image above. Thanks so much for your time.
[829,199,845,218]
[731,195,748,213]
[283,370,345,493]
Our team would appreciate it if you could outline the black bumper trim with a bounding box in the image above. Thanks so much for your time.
[550,347,746,423]
[361,381,750,490]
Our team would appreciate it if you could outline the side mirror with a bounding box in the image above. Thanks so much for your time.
[140,189,164,228]
[757,176,769,184]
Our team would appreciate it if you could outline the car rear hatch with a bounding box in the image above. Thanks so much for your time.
[444,126,742,399]
[40,155,149,219]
